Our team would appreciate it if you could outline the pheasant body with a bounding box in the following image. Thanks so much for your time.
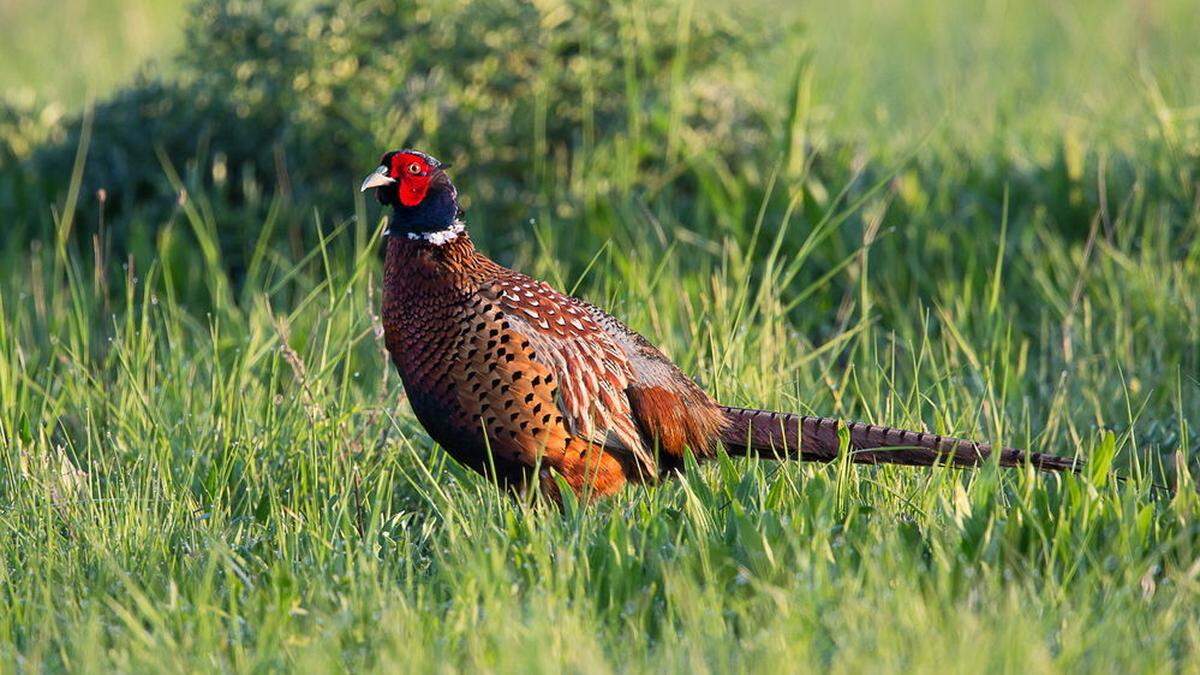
[382,232,727,499]
[366,150,1079,502]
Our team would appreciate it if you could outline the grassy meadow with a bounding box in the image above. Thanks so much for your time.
[2,0,1200,671]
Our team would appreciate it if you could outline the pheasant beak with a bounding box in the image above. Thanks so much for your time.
[360,166,396,192]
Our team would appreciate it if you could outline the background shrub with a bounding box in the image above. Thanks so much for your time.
[2,0,775,271]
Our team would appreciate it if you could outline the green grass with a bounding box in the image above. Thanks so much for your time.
[2,0,1200,672]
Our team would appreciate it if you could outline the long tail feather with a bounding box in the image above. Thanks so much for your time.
[718,405,1080,473]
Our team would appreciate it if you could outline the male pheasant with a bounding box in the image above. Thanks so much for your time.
[362,150,1079,501]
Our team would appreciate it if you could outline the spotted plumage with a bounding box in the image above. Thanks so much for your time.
[363,150,1081,502]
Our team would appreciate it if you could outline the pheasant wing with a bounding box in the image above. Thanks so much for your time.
[480,275,656,475]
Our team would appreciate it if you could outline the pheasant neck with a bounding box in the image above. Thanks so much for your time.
[386,172,461,242]
[388,219,467,245]
[384,229,479,270]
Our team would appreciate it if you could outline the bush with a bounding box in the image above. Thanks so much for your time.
[3,0,774,263]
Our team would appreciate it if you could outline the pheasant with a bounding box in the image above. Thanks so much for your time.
[361,150,1079,502]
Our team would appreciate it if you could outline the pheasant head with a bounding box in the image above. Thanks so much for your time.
[361,149,462,243]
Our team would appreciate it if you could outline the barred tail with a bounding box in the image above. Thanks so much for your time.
[718,405,1080,473]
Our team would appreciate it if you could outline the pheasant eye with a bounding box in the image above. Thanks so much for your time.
[407,162,423,175]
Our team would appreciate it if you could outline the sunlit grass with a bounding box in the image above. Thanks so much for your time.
[1,128,1197,669]
[1,0,1199,671]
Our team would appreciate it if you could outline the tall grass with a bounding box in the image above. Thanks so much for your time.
[1,0,1199,671]
[2,137,1197,670]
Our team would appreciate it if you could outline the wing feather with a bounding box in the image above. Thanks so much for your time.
[481,276,656,474]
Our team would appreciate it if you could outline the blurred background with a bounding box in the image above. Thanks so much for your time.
[4,0,1198,260]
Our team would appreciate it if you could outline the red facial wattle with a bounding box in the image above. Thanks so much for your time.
[389,153,433,207]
